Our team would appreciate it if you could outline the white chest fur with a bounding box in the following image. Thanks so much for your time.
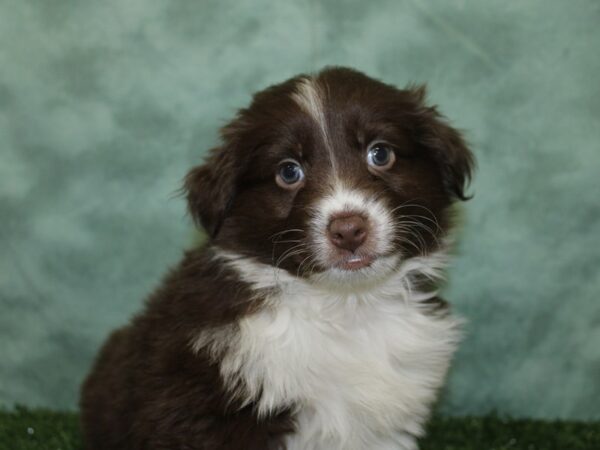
[193,251,462,450]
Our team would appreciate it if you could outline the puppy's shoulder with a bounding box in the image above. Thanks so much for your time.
[141,245,261,332]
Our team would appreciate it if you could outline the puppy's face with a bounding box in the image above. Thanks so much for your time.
[186,68,473,287]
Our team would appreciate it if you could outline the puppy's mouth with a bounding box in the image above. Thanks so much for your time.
[333,253,376,271]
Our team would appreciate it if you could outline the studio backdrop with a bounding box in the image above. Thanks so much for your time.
[1,0,599,419]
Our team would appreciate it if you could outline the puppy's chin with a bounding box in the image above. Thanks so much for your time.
[307,253,401,292]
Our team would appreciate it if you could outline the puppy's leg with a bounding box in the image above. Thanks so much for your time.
[134,393,294,450]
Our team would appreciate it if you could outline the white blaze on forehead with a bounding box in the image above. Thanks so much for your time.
[291,77,337,175]
[291,78,326,129]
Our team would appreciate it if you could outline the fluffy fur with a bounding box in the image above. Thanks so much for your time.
[199,246,460,450]
[80,67,474,450]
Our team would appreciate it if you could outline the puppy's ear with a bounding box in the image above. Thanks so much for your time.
[410,86,475,201]
[184,146,240,238]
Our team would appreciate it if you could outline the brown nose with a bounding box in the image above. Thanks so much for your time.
[328,215,368,252]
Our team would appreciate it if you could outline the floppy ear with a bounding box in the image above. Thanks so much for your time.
[410,86,475,200]
[184,146,241,238]
[424,114,475,200]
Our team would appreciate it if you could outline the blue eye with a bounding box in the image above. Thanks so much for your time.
[367,143,395,169]
[276,160,305,188]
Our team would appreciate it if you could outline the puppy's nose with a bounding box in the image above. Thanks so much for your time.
[328,215,368,252]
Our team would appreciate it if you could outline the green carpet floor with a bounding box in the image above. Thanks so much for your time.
[1,407,599,449]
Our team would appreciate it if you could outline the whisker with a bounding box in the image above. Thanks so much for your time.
[295,254,315,278]
[390,203,441,227]
[399,213,442,233]
[394,235,423,255]
[397,220,441,248]
[274,243,307,268]
[269,228,305,242]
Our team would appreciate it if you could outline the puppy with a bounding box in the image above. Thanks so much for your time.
[80,67,474,450]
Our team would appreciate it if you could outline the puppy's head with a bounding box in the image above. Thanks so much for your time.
[185,67,474,287]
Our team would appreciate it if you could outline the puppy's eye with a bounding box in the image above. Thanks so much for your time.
[367,143,396,170]
[276,159,305,189]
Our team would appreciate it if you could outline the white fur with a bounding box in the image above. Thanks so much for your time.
[291,78,326,134]
[192,247,461,450]
[291,77,337,175]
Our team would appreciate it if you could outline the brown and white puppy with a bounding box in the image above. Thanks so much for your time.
[80,67,474,450]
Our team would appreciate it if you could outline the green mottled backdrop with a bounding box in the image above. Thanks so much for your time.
[1,0,599,419]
